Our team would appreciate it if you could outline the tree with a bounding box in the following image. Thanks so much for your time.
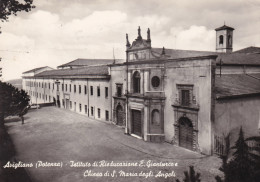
[0,0,35,80]
[245,135,260,181]
[229,127,252,182]
[176,166,201,182]
[0,81,30,127]
[215,127,260,182]
[215,133,233,182]
[0,0,35,22]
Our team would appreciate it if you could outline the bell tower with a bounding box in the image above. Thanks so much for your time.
[215,24,234,53]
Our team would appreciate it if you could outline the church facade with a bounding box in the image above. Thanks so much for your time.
[22,25,260,155]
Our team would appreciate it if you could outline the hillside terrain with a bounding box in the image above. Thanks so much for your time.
[6,79,22,90]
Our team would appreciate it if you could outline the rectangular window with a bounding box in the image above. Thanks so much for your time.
[98,108,100,118]
[177,85,193,107]
[65,84,67,91]
[116,83,123,97]
[62,84,64,91]
[97,86,100,97]
[40,93,41,99]
[85,105,87,114]
[105,110,109,121]
[46,95,47,100]
[45,83,46,88]
[91,107,94,116]
[74,85,76,93]
[79,104,82,112]
[57,84,59,91]
[84,85,87,94]
[62,99,64,107]
[79,85,81,94]
[69,84,71,92]
[181,90,190,106]
[42,82,43,88]
[105,87,108,98]
[74,102,76,111]
[49,83,50,89]
[53,83,54,90]
[90,86,93,95]
[70,101,72,109]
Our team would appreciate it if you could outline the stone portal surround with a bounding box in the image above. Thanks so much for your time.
[172,106,200,152]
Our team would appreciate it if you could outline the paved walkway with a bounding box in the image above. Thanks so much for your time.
[5,107,222,182]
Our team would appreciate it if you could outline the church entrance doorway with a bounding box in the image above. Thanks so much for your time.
[116,105,124,126]
[179,117,193,150]
[65,99,70,110]
[132,110,142,137]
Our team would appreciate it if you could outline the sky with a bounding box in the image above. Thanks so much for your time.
[0,0,259,81]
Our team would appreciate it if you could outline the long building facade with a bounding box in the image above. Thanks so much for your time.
[23,64,113,122]
[22,25,260,155]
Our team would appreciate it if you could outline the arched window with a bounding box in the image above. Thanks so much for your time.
[133,71,141,93]
[228,35,232,46]
[219,35,224,44]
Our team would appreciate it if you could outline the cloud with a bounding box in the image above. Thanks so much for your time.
[145,25,215,51]
[0,0,259,81]
[0,32,35,51]
[63,10,127,39]
[176,26,215,50]
[0,10,130,80]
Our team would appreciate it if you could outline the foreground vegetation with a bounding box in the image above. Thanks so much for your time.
[176,127,260,182]
[0,81,31,181]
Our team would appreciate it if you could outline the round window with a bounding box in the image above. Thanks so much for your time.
[151,76,160,87]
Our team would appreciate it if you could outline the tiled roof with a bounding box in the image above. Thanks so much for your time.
[216,53,260,65]
[215,25,235,31]
[152,48,260,65]
[234,46,260,54]
[151,48,218,59]
[215,74,260,99]
[57,58,123,68]
[35,65,109,77]
[22,66,49,74]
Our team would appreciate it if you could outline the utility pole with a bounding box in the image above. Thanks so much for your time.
[0,57,2,81]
